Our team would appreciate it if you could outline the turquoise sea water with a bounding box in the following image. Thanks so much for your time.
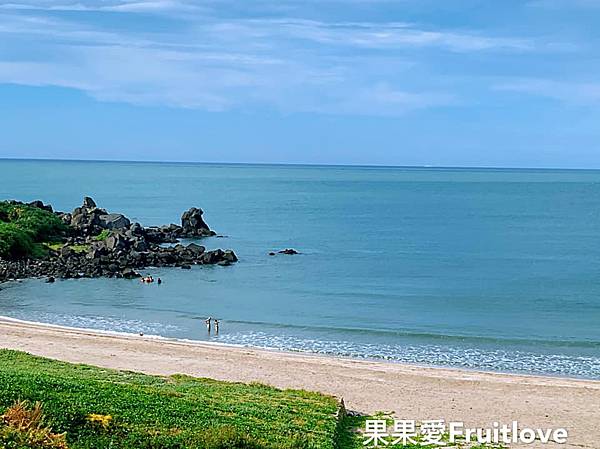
[1,159,599,378]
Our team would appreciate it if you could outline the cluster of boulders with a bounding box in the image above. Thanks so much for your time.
[0,197,237,282]
[57,196,131,236]
[58,197,217,241]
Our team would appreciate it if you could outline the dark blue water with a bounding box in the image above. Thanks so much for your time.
[1,159,599,378]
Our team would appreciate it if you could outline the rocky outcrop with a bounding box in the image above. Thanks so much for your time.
[181,207,216,237]
[98,213,130,230]
[278,248,299,255]
[0,197,237,282]
[27,200,53,213]
[60,198,131,236]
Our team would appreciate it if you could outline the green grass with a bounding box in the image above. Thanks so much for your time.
[0,350,501,449]
[45,243,89,254]
[0,350,341,449]
[94,229,111,241]
[0,202,66,259]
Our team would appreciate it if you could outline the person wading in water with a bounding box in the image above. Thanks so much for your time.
[205,317,212,333]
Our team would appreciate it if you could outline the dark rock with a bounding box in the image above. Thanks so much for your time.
[278,248,299,255]
[60,246,74,258]
[186,243,205,255]
[129,222,143,235]
[83,196,97,208]
[46,276,55,283]
[0,196,238,283]
[105,233,128,252]
[28,200,53,213]
[180,264,191,269]
[132,239,148,252]
[181,207,216,237]
[98,213,131,230]
[121,267,141,279]
[268,252,276,256]
[223,250,238,262]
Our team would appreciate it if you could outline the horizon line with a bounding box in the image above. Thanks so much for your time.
[1,156,600,172]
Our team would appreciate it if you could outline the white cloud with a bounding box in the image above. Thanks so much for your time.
[495,79,600,105]
[527,0,600,9]
[0,1,552,115]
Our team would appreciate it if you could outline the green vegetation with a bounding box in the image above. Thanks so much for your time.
[94,229,111,241]
[45,243,89,254]
[0,350,500,449]
[0,350,341,449]
[1,401,68,448]
[0,202,66,259]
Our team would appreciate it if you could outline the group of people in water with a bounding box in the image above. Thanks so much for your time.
[139,277,218,334]
[141,275,162,284]
[205,317,220,334]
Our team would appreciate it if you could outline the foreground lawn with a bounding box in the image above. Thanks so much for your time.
[0,350,341,449]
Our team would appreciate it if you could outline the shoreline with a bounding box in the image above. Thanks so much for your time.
[1,317,599,448]
[0,314,597,385]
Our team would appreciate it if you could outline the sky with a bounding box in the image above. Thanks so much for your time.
[0,0,599,167]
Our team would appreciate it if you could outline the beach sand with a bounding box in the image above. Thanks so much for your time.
[0,318,598,449]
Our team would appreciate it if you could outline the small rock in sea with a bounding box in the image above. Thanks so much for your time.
[46,276,55,283]
[268,252,276,256]
[278,248,299,255]
[180,264,191,269]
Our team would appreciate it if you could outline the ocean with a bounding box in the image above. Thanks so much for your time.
[1,159,599,378]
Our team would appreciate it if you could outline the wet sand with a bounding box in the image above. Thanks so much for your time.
[0,318,598,448]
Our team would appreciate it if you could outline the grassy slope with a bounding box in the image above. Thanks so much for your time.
[0,202,66,259]
[0,350,340,449]
[0,351,499,449]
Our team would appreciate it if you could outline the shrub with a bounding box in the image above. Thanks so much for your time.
[0,400,69,449]
[0,202,66,242]
[0,202,66,259]
[0,222,35,259]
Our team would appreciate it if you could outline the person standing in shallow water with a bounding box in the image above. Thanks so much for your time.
[214,319,219,334]
[205,317,211,333]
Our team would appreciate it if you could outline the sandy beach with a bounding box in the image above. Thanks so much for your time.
[0,318,598,449]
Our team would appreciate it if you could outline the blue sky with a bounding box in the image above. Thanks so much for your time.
[1,0,599,167]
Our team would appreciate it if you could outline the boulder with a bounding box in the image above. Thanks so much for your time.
[186,243,205,255]
[223,250,238,262]
[60,246,74,258]
[105,234,128,252]
[121,267,141,279]
[83,196,97,209]
[98,213,131,230]
[28,200,53,213]
[129,222,144,235]
[181,207,215,237]
[278,248,299,255]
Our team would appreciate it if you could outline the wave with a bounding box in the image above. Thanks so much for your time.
[1,313,599,379]
[216,331,600,380]
[224,319,600,349]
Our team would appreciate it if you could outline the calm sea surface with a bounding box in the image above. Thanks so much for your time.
[1,159,599,378]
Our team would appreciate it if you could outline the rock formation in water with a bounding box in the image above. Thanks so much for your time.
[0,197,237,282]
